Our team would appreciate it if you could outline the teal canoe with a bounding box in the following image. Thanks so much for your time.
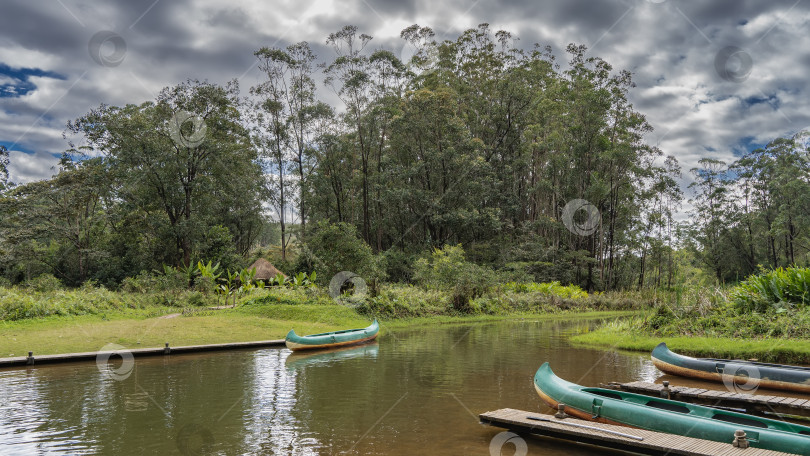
[285,320,379,351]
[534,362,810,454]
[652,342,810,394]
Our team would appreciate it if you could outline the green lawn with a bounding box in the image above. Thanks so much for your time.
[0,305,635,357]
[570,326,810,364]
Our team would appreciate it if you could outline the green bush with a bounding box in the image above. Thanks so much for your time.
[414,245,494,312]
[304,222,382,285]
[380,249,416,283]
[197,225,243,273]
[26,274,63,292]
[500,281,587,299]
[730,267,810,313]
[0,285,224,321]
[359,285,449,318]
[241,287,333,307]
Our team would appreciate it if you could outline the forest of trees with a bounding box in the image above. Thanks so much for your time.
[0,24,808,290]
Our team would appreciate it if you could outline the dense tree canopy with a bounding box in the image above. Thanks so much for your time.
[1,24,808,290]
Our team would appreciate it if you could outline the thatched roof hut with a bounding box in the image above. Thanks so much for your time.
[247,258,286,281]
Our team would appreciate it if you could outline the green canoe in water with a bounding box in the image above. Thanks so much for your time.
[285,320,379,351]
[533,362,810,455]
[652,342,810,394]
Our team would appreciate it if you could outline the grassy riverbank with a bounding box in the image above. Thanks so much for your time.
[570,268,810,363]
[0,282,641,356]
[570,324,810,364]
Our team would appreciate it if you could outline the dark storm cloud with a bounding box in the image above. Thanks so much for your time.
[1,0,810,202]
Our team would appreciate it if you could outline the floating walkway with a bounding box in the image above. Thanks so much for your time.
[479,408,800,456]
[0,339,286,368]
[603,381,810,417]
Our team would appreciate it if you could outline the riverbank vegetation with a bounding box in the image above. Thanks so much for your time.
[0,280,634,356]
[572,267,810,362]
[1,24,809,357]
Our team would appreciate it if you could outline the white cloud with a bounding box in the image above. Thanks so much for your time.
[7,150,60,184]
[0,0,808,206]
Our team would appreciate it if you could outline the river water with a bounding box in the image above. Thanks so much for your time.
[0,318,666,455]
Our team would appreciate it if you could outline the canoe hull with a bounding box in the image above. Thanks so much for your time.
[533,362,810,455]
[285,320,379,351]
[533,382,626,426]
[285,333,377,351]
[651,342,810,393]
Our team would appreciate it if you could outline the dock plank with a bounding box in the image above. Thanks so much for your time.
[480,408,800,456]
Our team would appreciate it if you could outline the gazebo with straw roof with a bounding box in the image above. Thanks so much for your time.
[246,258,286,282]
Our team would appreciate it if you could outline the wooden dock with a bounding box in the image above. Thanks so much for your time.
[603,381,810,417]
[479,408,801,456]
[0,339,286,368]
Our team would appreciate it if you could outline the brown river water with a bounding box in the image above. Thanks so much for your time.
[0,318,800,455]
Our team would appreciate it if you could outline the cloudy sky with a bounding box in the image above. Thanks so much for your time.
[1,0,809,191]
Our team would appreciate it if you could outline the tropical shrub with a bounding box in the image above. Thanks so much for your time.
[730,267,810,313]
[414,245,494,312]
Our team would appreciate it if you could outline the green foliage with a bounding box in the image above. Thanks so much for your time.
[198,225,242,273]
[121,269,188,293]
[359,285,450,318]
[414,245,494,312]
[196,260,222,280]
[730,267,810,313]
[380,249,417,283]
[0,286,218,321]
[500,281,588,299]
[26,274,63,292]
[241,286,334,307]
[193,260,221,294]
[304,222,381,284]
[4,23,807,295]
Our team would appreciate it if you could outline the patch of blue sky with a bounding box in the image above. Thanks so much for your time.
[0,63,65,99]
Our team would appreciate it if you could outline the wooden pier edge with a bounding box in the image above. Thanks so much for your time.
[602,381,810,418]
[479,408,801,456]
[0,339,286,368]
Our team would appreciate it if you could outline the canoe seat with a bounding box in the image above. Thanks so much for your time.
[711,413,768,428]
[584,389,623,400]
[645,400,690,414]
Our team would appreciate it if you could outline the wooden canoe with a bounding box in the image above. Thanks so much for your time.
[533,362,810,454]
[285,320,379,351]
[652,342,810,393]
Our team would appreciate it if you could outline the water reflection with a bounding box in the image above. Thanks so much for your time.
[285,343,379,371]
[0,318,659,455]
